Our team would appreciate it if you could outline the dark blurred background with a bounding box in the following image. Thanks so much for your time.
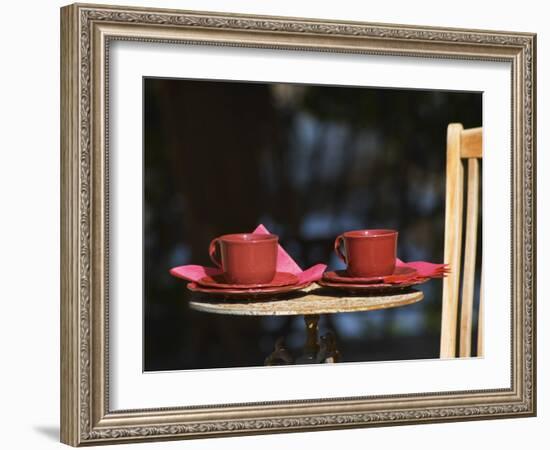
[143,78,482,371]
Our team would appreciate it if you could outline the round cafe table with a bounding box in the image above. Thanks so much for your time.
[189,283,423,365]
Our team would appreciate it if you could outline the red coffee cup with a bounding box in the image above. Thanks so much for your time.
[334,229,398,278]
[208,233,278,284]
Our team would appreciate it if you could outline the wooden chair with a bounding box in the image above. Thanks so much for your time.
[440,123,483,358]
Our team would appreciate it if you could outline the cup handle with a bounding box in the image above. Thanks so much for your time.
[334,234,347,263]
[208,238,222,268]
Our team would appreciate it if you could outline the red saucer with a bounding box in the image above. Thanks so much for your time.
[187,281,312,299]
[197,271,299,289]
[317,277,428,293]
[322,266,418,284]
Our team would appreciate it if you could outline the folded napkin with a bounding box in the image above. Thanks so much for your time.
[396,258,449,278]
[169,224,327,285]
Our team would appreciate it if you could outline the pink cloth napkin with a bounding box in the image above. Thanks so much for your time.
[169,224,327,285]
[396,258,449,279]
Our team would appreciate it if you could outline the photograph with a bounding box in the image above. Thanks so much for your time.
[58,3,536,445]
[146,78,482,371]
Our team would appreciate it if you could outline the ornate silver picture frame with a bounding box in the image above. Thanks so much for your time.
[60,3,536,446]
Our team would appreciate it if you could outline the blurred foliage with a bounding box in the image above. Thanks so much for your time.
[144,78,482,371]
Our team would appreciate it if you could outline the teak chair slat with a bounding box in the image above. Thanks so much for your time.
[440,123,483,358]
[477,271,484,356]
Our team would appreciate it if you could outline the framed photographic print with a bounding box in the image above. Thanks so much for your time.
[60,3,536,446]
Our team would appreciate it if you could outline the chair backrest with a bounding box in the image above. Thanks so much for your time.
[440,123,483,358]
